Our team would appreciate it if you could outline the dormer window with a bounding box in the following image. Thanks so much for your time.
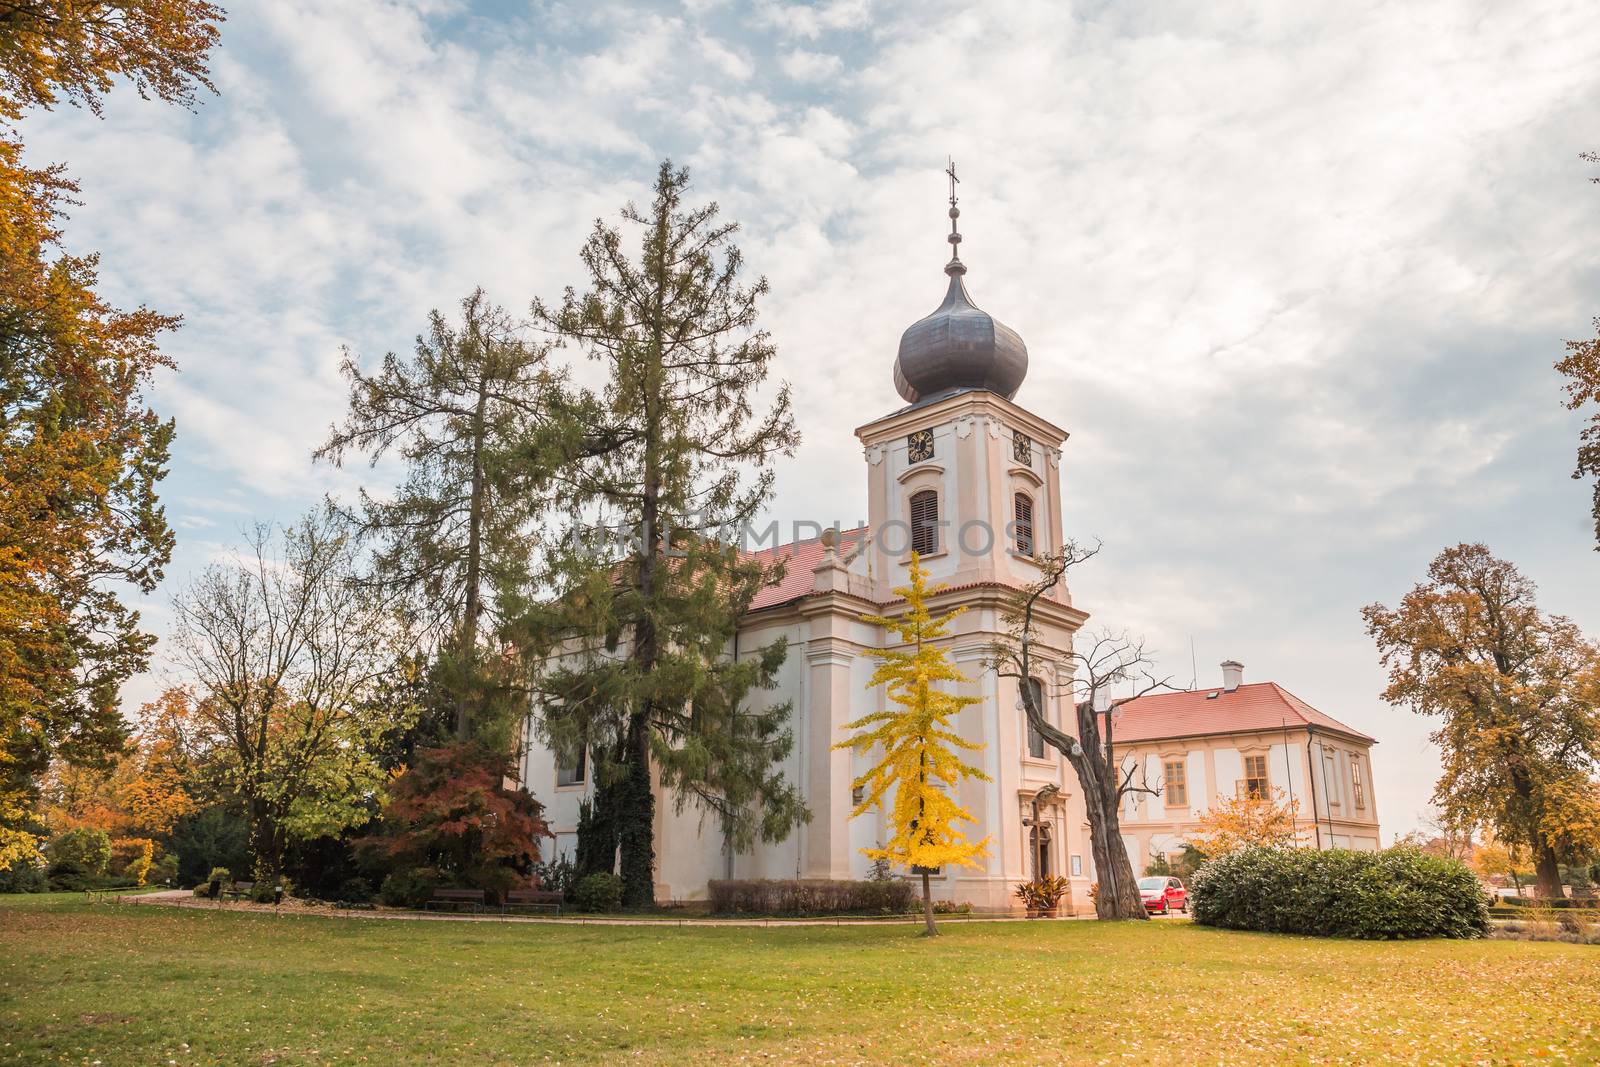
[908,429,934,463]
[1012,430,1033,464]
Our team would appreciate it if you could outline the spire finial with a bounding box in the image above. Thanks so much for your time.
[944,157,965,276]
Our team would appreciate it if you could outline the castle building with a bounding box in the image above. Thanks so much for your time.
[518,179,1380,912]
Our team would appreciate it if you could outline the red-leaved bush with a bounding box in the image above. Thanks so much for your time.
[364,742,549,901]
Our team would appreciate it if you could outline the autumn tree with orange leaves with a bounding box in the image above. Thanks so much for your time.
[0,1,224,867]
[1364,544,1600,900]
[1558,151,1600,550]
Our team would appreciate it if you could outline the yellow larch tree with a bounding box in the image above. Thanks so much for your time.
[835,553,989,936]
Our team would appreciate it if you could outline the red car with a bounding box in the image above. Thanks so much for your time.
[1139,876,1188,915]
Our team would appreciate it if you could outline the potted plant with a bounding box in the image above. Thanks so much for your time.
[1014,875,1073,918]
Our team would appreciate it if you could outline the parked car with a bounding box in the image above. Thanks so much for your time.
[1139,876,1187,915]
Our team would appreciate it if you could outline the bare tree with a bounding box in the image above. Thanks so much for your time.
[991,542,1173,920]
[170,511,413,879]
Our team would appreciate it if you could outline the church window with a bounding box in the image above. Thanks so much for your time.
[1025,678,1046,759]
[907,428,934,463]
[1012,429,1033,464]
[1164,760,1186,807]
[1242,754,1268,798]
[1013,493,1035,555]
[909,490,940,556]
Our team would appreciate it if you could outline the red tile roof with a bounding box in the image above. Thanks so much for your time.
[1107,682,1374,745]
[745,527,867,612]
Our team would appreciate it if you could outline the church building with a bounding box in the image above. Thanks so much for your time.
[518,180,1380,913]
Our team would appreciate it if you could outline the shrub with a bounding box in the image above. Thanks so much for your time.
[204,866,231,898]
[150,853,180,887]
[0,859,47,893]
[530,855,579,901]
[249,878,290,904]
[336,877,373,903]
[572,872,624,913]
[1191,845,1489,940]
[46,827,112,889]
[379,868,442,909]
[707,878,916,916]
[1014,876,1073,913]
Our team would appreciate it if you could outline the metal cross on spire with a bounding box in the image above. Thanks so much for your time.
[944,156,965,275]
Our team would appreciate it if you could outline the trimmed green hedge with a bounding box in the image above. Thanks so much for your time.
[1190,845,1489,940]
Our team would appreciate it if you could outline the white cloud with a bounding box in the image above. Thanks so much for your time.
[22,0,1600,842]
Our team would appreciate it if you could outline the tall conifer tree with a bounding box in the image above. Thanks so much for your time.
[316,290,564,744]
[836,554,990,936]
[525,162,806,906]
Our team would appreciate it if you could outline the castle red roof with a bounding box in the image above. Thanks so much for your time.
[1108,682,1374,745]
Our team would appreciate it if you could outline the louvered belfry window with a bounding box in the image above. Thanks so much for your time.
[1014,493,1034,555]
[909,490,939,556]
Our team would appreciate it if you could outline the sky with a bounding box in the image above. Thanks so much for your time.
[23,0,1600,842]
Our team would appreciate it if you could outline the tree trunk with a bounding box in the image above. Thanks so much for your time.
[920,870,937,936]
[247,798,281,882]
[1534,841,1565,901]
[617,715,656,908]
[1083,786,1144,919]
[454,373,490,740]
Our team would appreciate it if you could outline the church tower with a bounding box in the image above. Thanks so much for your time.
[846,166,1087,910]
[856,167,1069,594]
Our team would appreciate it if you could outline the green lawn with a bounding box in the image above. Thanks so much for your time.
[2,894,1596,1065]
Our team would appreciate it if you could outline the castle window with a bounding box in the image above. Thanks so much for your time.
[1164,760,1187,807]
[907,428,934,463]
[1025,678,1046,759]
[1242,754,1268,798]
[909,490,939,556]
[1013,493,1035,555]
[1013,430,1033,464]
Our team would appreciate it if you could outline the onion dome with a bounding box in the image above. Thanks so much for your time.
[892,167,1028,405]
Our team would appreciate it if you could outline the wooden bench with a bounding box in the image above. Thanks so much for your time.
[426,888,486,913]
[222,880,255,901]
[504,888,563,915]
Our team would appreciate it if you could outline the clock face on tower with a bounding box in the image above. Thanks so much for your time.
[908,429,934,463]
[1013,430,1033,465]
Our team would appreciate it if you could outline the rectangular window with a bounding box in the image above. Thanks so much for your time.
[556,746,586,788]
[1025,678,1046,759]
[1070,854,1083,877]
[1164,760,1187,807]
[1325,752,1341,807]
[851,784,865,807]
[1351,756,1365,809]
[1242,754,1268,798]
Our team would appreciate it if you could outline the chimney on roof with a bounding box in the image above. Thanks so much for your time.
[1221,660,1244,692]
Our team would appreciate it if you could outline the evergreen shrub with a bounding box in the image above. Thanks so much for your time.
[707,878,916,916]
[572,872,624,913]
[1191,845,1489,939]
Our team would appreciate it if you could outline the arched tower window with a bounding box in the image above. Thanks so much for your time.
[1025,677,1047,759]
[1014,492,1035,555]
[909,489,939,556]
